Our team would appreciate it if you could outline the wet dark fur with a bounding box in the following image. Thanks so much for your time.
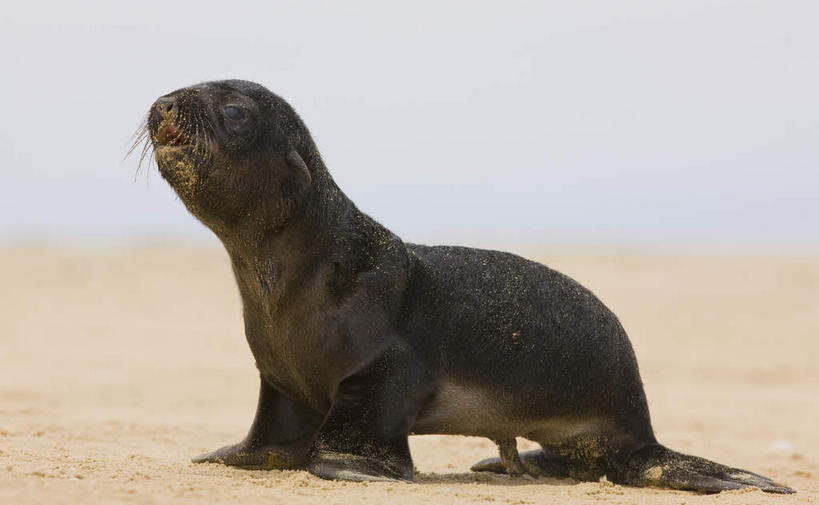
[142,80,793,493]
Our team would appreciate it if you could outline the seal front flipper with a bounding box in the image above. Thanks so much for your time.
[610,444,795,494]
[192,375,322,469]
[307,347,425,482]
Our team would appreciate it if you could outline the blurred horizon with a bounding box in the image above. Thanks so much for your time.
[2,0,817,254]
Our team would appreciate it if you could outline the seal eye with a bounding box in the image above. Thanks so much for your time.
[223,106,245,121]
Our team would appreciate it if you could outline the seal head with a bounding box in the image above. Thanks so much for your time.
[147,80,312,234]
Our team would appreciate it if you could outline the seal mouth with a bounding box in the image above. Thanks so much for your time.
[154,122,191,147]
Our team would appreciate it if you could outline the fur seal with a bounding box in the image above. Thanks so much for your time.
[140,80,793,493]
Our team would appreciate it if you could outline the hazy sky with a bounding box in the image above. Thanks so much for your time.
[2,0,817,251]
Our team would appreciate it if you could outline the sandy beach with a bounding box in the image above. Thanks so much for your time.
[1,245,816,504]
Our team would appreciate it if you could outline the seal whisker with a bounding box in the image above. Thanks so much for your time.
[192,117,201,159]
[195,114,208,162]
[203,118,214,165]
[137,138,155,183]
[125,119,149,161]
[138,129,153,164]
[176,111,187,137]
[126,130,148,159]
[200,114,216,165]
[126,115,148,150]
[126,117,155,183]
[199,115,211,158]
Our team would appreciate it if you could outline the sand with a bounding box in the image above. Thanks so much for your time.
[1,245,817,504]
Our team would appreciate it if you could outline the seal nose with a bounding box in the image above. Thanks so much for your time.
[154,96,176,118]
[149,95,179,134]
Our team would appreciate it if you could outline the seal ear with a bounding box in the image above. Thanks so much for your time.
[285,150,312,188]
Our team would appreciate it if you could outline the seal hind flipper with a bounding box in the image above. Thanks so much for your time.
[610,444,795,494]
[472,446,570,479]
[491,439,543,478]
[473,443,793,493]
[493,438,526,476]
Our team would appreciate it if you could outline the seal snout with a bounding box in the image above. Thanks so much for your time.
[149,96,191,147]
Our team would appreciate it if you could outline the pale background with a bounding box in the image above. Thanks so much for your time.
[2,0,817,251]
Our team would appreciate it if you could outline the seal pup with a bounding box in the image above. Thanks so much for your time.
[139,80,793,493]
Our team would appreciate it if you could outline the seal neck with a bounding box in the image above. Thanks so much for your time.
[218,152,362,272]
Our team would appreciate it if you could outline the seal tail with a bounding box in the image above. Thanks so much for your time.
[610,444,794,494]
